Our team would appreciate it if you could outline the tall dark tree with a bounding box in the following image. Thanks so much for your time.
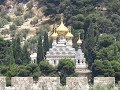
[5,45,15,66]
[84,22,96,65]
[22,45,31,64]
[37,35,44,64]
[12,37,22,64]
[0,38,11,65]
[43,32,49,56]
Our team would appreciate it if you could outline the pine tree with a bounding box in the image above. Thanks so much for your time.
[37,35,44,64]
[43,32,49,56]
[22,45,31,64]
[5,45,15,66]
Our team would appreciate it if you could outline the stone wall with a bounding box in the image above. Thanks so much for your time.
[0,76,119,90]
[94,77,115,88]
[66,77,89,90]
[11,77,33,90]
[37,77,60,90]
[0,77,6,90]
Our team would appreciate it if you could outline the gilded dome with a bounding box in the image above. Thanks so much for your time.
[51,32,58,38]
[65,26,73,38]
[77,35,82,45]
[56,15,69,35]
[51,25,58,39]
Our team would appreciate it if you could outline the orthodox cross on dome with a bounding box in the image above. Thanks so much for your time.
[68,26,72,32]
[60,13,64,23]
[54,24,58,31]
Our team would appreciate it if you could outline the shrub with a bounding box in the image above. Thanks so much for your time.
[3,15,11,22]
[0,17,8,28]
[1,29,10,35]
[24,11,32,20]
[13,17,24,26]
[10,23,17,31]
[39,60,56,76]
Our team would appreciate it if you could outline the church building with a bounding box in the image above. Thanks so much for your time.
[45,15,91,77]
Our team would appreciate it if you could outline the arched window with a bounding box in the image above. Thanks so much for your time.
[78,60,80,64]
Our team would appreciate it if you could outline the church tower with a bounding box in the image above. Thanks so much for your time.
[75,35,91,77]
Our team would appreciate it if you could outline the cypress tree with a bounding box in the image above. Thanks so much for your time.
[12,37,22,64]
[22,45,31,64]
[43,32,49,55]
[5,45,15,66]
[85,22,96,65]
[37,35,44,64]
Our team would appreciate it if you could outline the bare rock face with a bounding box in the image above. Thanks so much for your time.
[38,77,60,90]
[66,77,89,90]
[0,77,6,90]
[11,77,33,90]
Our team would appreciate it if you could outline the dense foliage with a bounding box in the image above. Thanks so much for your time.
[36,0,120,81]
[0,0,120,83]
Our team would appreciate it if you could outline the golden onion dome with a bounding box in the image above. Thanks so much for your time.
[51,26,58,39]
[77,35,82,45]
[51,32,58,38]
[65,26,73,38]
[56,15,69,35]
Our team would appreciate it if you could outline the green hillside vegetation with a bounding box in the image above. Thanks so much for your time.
[0,0,120,85]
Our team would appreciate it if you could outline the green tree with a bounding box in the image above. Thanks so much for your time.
[10,23,17,31]
[26,63,41,78]
[43,32,49,55]
[39,60,55,76]
[12,37,23,64]
[6,64,19,77]
[57,59,75,85]
[92,60,115,77]
[21,45,31,64]
[18,69,30,76]
[13,16,24,26]
[3,15,11,22]
[0,38,11,65]
[37,35,44,63]
[1,29,10,36]
[84,22,96,65]
[97,17,113,34]
[24,11,32,20]
[5,45,15,66]
[0,17,8,28]
[98,34,115,48]
[68,14,85,29]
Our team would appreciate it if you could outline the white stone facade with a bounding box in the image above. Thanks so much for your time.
[30,53,37,63]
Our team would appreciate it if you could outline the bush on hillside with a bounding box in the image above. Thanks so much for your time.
[0,17,8,28]
[24,11,32,20]
[10,23,17,31]
[13,17,24,26]
[3,15,11,22]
